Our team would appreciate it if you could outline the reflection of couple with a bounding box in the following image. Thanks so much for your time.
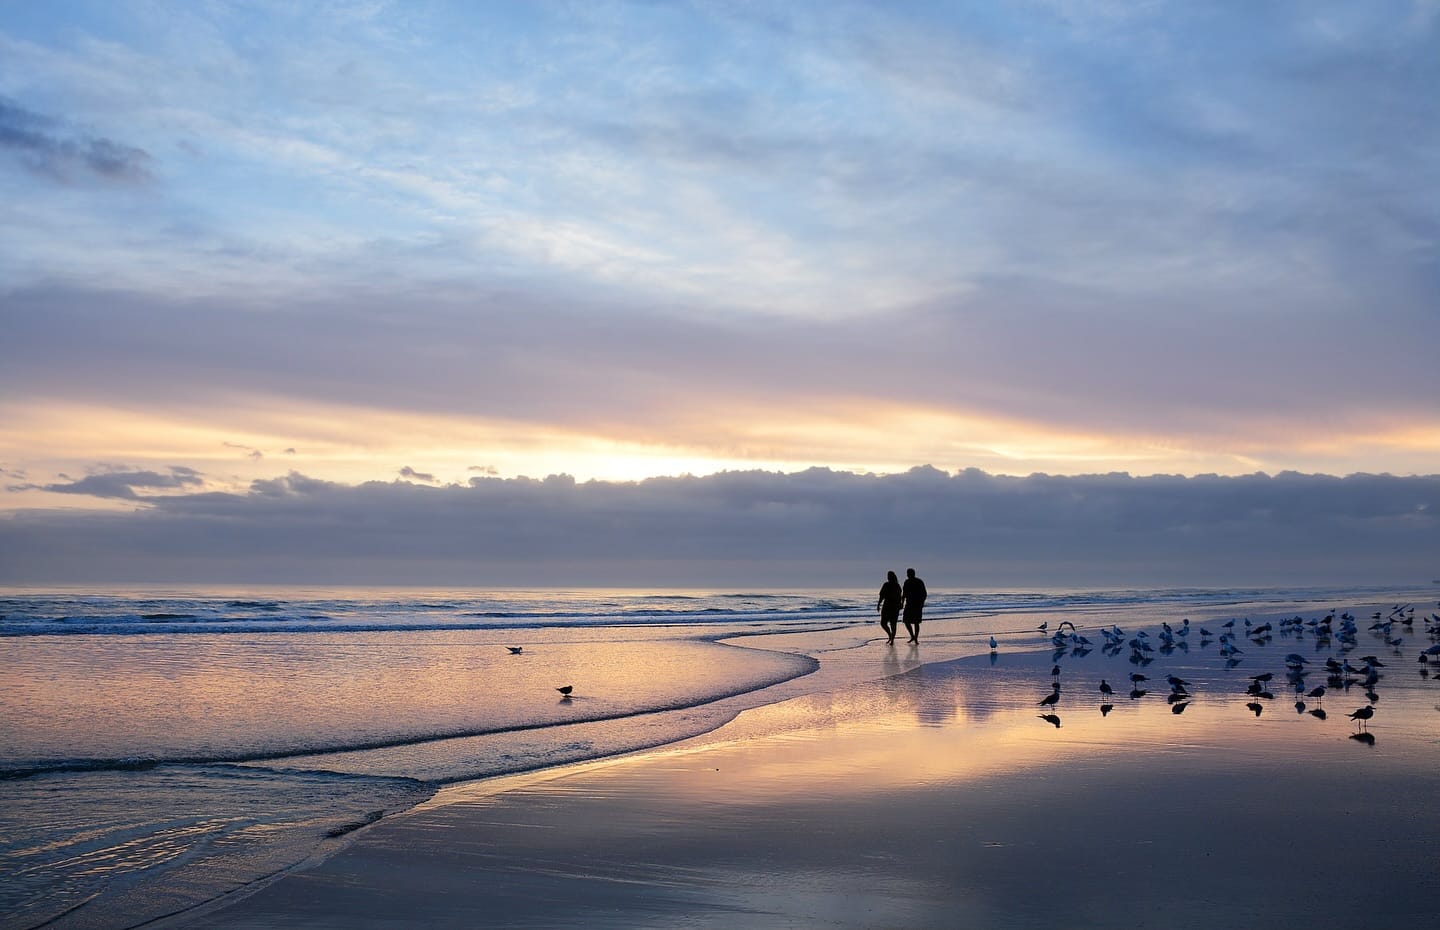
[877,567,926,644]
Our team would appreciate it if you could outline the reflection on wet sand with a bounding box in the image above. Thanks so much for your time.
[183,598,1440,930]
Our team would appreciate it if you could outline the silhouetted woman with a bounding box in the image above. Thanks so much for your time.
[877,571,902,644]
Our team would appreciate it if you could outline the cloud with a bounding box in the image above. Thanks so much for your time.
[0,97,153,184]
[223,442,266,460]
[21,466,204,501]
[0,467,1434,586]
[3,283,1436,479]
[399,466,436,483]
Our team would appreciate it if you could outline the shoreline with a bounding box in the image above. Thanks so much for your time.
[160,599,1440,929]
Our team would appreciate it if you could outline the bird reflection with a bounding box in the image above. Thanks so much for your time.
[1038,713,1061,728]
[1171,702,1190,714]
[1246,702,1263,717]
[1100,703,1114,717]
[1349,731,1376,746]
[1308,708,1328,721]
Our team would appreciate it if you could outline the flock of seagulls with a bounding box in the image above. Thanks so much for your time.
[1023,601,1440,742]
[511,600,1438,719]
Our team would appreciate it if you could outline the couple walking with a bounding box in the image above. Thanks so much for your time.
[877,568,926,644]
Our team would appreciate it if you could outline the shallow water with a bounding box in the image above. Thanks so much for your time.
[199,598,1440,930]
[2,584,1436,929]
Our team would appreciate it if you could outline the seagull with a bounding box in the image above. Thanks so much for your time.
[1038,621,1048,633]
[1038,691,1060,708]
[556,685,574,696]
[989,636,998,651]
[506,646,524,655]
[1099,679,1114,699]
[1167,675,1189,689]
[1347,705,1374,729]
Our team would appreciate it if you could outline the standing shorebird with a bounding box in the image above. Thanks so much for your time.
[556,685,574,697]
[1099,679,1114,700]
[1347,705,1374,730]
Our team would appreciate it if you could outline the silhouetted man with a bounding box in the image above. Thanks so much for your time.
[901,567,927,643]
[877,570,902,644]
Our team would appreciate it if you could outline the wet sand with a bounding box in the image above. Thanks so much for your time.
[170,614,1440,929]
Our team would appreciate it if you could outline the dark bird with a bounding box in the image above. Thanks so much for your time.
[1166,675,1189,689]
[989,636,998,651]
[1038,713,1062,728]
[556,685,574,696]
[1306,686,1326,701]
[1249,672,1274,684]
[1100,679,1114,699]
[1051,664,1063,678]
[1038,691,1060,709]
[506,646,523,655]
[1347,705,1374,729]
[1130,673,1148,684]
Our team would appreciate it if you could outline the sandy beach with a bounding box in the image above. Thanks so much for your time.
[165,609,1440,930]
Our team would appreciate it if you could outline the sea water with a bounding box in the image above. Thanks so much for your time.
[2,584,1434,929]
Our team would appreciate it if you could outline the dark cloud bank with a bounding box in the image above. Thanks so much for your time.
[3,468,1435,588]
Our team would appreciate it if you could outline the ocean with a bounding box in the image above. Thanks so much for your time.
[3,583,1436,929]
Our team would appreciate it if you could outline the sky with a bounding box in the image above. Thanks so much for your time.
[1,1,1437,586]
